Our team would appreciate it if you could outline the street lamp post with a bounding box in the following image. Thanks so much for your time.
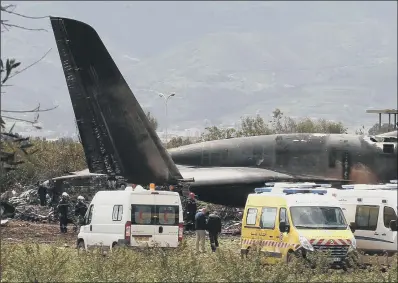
[158,93,175,144]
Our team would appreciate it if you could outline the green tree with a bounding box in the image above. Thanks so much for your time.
[236,115,272,137]
[201,126,236,141]
[1,138,86,190]
[368,122,394,136]
[166,136,193,149]
[270,108,347,134]
[145,111,158,131]
[200,108,348,142]
[1,4,56,184]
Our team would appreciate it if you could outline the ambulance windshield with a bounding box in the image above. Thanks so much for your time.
[290,206,347,230]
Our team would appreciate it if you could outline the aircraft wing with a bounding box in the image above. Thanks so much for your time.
[176,165,348,207]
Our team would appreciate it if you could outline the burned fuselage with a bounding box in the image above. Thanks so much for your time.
[169,133,397,184]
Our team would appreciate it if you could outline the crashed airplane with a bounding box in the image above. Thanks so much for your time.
[49,17,397,206]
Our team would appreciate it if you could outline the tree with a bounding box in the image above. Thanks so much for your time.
[166,136,193,149]
[200,108,348,142]
[1,4,56,181]
[269,108,347,134]
[368,122,394,136]
[145,111,158,131]
[1,138,86,191]
[355,125,366,135]
[236,115,273,137]
[201,126,237,141]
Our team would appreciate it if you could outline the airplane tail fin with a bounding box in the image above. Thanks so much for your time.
[50,17,183,184]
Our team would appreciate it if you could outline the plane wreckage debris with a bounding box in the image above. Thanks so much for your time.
[1,186,243,235]
[2,188,59,223]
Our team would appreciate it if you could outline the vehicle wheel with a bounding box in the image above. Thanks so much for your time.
[341,263,348,272]
[286,251,294,263]
[245,247,253,259]
[112,242,120,252]
[346,251,361,268]
[241,248,249,259]
[77,240,85,253]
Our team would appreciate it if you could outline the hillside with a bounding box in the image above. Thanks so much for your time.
[1,1,397,137]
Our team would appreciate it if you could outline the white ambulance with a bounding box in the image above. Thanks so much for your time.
[77,189,184,251]
[327,183,397,255]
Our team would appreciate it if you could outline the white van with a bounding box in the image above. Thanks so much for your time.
[77,189,184,250]
[328,185,397,255]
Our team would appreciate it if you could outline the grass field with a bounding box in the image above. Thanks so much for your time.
[1,236,397,283]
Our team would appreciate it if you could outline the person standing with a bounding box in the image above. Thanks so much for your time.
[185,192,197,231]
[206,211,222,252]
[195,207,207,253]
[37,181,48,206]
[57,192,70,233]
[74,196,88,226]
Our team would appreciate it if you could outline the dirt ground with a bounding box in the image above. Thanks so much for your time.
[1,220,77,246]
[0,220,240,248]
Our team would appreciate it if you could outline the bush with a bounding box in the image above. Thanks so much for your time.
[1,240,397,282]
[0,138,86,191]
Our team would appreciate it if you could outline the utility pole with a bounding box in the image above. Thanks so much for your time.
[158,93,175,144]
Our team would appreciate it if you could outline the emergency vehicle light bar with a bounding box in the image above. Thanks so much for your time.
[282,188,328,195]
[341,185,355,190]
[265,182,331,188]
[254,187,273,193]
[265,182,316,187]
[342,184,398,190]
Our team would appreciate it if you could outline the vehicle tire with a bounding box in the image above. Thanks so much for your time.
[245,247,252,259]
[241,248,249,259]
[112,242,120,252]
[286,250,295,264]
[77,240,85,253]
[346,251,361,269]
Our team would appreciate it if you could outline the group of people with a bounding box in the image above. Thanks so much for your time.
[195,207,222,253]
[56,192,88,234]
[184,192,222,252]
[39,180,222,250]
[37,180,88,233]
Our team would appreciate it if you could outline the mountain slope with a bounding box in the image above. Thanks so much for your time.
[1,1,396,137]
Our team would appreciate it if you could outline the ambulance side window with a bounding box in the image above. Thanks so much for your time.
[260,207,277,229]
[355,205,379,231]
[86,204,94,225]
[112,205,123,221]
[132,205,155,225]
[246,208,258,225]
[279,208,289,225]
[383,206,397,228]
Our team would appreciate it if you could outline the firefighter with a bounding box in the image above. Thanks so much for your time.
[74,196,88,226]
[57,192,70,233]
[185,192,198,231]
[37,181,48,206]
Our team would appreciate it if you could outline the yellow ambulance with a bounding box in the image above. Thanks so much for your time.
[241,186,357,266]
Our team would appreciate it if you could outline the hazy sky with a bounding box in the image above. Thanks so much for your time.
[1,1,397,138]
